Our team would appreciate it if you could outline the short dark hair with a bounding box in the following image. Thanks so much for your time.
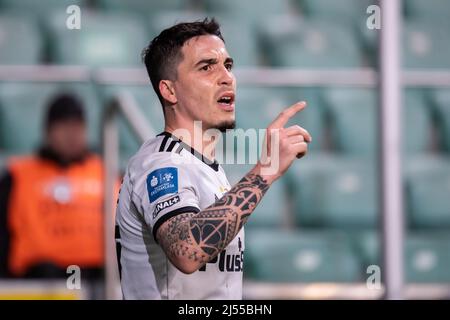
[142,18,225,109]
[45,93,85,129]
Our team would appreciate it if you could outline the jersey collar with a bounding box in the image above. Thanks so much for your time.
[157,131,219,172]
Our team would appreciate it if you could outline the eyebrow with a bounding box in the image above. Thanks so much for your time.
[225,57,234,65]
[194,57,234,68]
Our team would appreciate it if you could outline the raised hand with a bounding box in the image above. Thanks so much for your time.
[257,101,311,183]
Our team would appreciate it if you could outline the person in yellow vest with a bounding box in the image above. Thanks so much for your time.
[0,93,105,279]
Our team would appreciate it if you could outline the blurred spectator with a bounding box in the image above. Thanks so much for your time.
[0,93,104,279]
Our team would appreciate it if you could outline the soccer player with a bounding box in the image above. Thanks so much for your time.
[115,18,311,299]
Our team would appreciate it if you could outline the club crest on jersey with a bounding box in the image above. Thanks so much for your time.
[153,195,180,219]
[147,167,178,203]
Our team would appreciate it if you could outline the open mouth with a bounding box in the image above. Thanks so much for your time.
[217,92,235,110]
[217,96,233,104]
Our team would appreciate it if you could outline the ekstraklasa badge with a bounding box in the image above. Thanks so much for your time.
[146,167,178,203]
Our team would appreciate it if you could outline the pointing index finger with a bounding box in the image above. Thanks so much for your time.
[271,101,307,129]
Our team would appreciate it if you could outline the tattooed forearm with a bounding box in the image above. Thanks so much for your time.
[157,173,270,270]
[189,174,269,257]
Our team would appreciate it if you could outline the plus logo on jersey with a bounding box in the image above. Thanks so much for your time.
[199,237,244,272]
[153,195,180,219]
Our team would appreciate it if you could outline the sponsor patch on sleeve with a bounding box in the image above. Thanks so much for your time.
[146,167,178,203]
[153,195,180,219]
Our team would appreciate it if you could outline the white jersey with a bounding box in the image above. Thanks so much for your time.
[115,132,244,300]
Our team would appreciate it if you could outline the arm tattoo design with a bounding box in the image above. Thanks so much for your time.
[157,173,270,267]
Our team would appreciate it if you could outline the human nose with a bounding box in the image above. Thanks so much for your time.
[218,65,235,86]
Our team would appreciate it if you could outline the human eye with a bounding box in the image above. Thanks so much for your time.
[200,64,212,71]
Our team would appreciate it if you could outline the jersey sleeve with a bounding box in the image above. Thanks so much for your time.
[135,153,201,242]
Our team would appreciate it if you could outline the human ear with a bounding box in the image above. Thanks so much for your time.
[159,80,177,105]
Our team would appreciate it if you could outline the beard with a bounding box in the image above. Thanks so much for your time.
[216,120,236,133]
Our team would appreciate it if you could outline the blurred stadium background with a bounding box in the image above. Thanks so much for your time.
[0,0,450,299]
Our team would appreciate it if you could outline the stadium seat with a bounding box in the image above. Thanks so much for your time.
[260,16,363,68]
[0,15,43,64]
[353,229,450,283]
[286,154,378,229]
[146,12,261,66]
[322,88,432,155]
[221,163,288,229]
[244,229,362,282]
[96,0,186,13]
[98,85,164,167]
[231,87,289,162]
[350,230,379,269]
[406,232,450,283]
[356,8,380,67]
[146,10,206,37]
[322,88,376,154]
[403,20,450,69]
[46,11,149,66]
[403,89,433,154]
[296,0,380,67]
[211,17,261,67]
[235,87,324,151]
[0,0,86,16]
[297,0,371,20]
[352,230,450,283]
[430,89,450,152]
[286,87,324,151]
[235,87,291,130]
[405,0,450,21]
[0,82,100,154]
[203,0,292,19]
[146,10,208,42]
[405,156,450,229]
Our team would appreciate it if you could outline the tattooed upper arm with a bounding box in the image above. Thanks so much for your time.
[156,211,211,274]
[155,173,270,274]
